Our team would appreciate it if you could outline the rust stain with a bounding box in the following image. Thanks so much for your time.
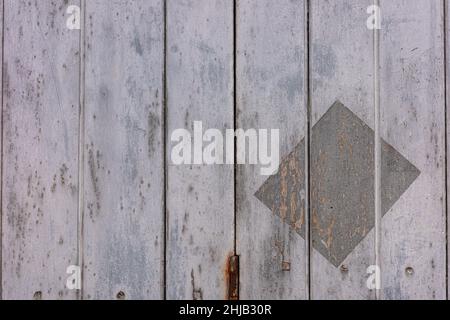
[224,253,239,300]
[282,261,291,272]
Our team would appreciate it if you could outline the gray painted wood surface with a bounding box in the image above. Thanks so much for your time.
[447,0,450,299]
[2,0,80,300]
[83,0,164,300]
[0,0,3,298]
[166,0,234,300]
[236,0,308,300]
[1,0,450,300]
[310,0,375,300]
[380,0,446,300]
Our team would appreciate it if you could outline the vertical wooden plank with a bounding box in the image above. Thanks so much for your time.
[380,0,446,299]
[236,0,308,299]
[2,0,80,299]
[0,0,3,300]
[447,0,450,302]
[310,0,375,299]
[0,0,3,299]
[83,0,164,299]
[166,0,234,299]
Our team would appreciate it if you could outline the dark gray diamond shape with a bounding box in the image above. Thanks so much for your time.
[255,101,420,267]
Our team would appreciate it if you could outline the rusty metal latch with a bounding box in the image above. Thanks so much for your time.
[228,255,239,300]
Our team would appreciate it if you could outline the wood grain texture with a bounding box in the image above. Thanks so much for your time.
[379,0,446,300]
[236,0,308,299]
[166,0,234,300]
[82,0,164,300]
[0,0,3,300]
[0,0,3,299]
[0,0,449,301]
[310,0,375,300]
[2,0,80,300]
[447,0,450,301]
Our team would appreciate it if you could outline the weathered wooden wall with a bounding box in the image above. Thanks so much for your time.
[1,0,450,300]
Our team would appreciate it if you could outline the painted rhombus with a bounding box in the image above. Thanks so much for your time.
[255,101,420,267]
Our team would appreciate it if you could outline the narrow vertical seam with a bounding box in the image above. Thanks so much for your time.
[0,0,5,301]
[374,0,382,301]
[304,0,312,301]
[233,0,239,300]
[443,0,449,301]
[233,0,237,257]
[77,0,86,301]
[163,0,168,301]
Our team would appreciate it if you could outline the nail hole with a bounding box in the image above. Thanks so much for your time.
[281,261,291,272]
[116,291,126,300]
[405,267,414,276]
[33,291,42,300]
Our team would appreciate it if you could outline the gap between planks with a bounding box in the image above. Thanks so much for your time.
[374,0,382,301]
[77,0,87,301]
[0,0,4,301]
[305,0,312,301]
[443,0,449,301]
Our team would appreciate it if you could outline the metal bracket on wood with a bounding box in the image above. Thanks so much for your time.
[228,255,239,300]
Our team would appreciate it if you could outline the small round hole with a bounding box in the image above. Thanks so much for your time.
[405,267,414,276]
